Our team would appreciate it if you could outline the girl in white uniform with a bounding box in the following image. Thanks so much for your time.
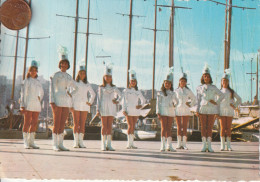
[20,60,44,149]
[72,63,96,148]
[122,70,145,149]
[156,67,178,152]
[196,64,224,152]
[50,46,78,151]
[219,69,241,151]
[175,72,196,150]
[96,62,121,151]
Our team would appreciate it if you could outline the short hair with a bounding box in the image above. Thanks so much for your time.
[58,59,70,70]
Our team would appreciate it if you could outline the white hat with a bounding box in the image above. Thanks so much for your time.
[78,59,86,71]
[222,68,231,80]
[129,69,137,80]
[103,61,113,76]
[179,72,187,80]
[57,45,68,60]
[202,63,210,74]
[30,60,39,68]
[164,66,174,82]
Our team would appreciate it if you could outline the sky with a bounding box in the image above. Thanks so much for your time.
[0,0,260,102]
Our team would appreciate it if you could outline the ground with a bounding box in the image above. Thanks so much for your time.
[0,139,259,181]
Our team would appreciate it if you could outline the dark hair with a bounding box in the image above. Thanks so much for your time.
[128,79,138,91]
[100,76,115,87]
[59,59,70,70]
[178,77,189,89]
[26,66,38,79]
[201,73,213,84]
[161,81,173,96]
[221,79,234,99]
[75,70,88,83]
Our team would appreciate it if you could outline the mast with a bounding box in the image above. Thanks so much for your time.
[152,0,157,100]
[116,1,145,87]
[11,31,19,102]
[23,0,31,80]
[207,0,255,70]
[85,0,90,75]
[127,0,133,86]
[73,0,79,79]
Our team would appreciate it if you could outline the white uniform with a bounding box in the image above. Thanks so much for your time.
[49,71,78,107]
[219,88,242,117]
[20,78,44,112]
[156,90,178,117]
[97,84,122,116]
[196,84,224,114]
[122,88,146,116]
[72,80,96,112]
[175,87,196,116]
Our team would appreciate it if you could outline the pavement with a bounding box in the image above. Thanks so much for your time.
[0,139,259,181]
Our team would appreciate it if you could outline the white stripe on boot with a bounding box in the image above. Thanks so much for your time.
[23,132,30,149]
[226,136,232,151]
[201,137,207,152]
[29,132,39,149]
[79,133,86,148]
[73,133,79,148]
[167,137,176,152]
[182,136,188,150]
[220,136,225,151]
[52,133,60,151]
[176,135,182,149]
[126,134,131,149]
[101,135,107,151]
[160,137,166,151]
[207,137,214,153]
[106,135,115,151]
[131,134,137,149]
[58,133,69,151]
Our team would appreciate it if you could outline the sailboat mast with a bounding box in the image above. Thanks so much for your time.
[85,0,90,76]
[152,0,157,100]
[11,31,19,101]
[73,0,79,79]
[126,0,133,87]
[169,0,174,84]
[225,0,232,69]
[23,0,31,80]
[223,0,228,69]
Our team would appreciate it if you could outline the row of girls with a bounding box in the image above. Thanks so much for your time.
[20,46,241,152]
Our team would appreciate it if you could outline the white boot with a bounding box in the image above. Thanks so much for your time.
[226,137,232,151]
[58,133,69,151]
[73,133,79,148]
[160,137,166,151]
[52,133,60,151]
[220,136,225,151]
[29,132,40,149]
[182,136,188,150]
[207,137,214,153]
[101,135,107,151]
[176,135,182,149]
[23,132,30,149]
[78,133,86,148]
[106,135,115,151]
[126,134,131,149]
[201,137,207,152]
[166,137,176,152]
[131,134,137,149]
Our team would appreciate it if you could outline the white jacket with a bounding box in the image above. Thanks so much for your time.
[122,88,146,116]
[49,71,78,107]
[196,84,224,115]
[72,80,96,112]
[175,87,196,116]
[20,77,44,112]
[156,90,178,117]
[219,88,242,117]
[97,84,122,116]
